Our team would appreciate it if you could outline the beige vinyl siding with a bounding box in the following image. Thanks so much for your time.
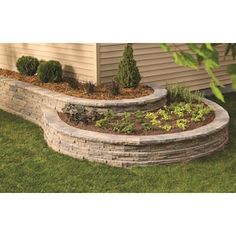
[0,43,97,83]
[99,43,234,90]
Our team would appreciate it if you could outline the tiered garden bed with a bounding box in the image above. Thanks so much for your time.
[0,76,230,167]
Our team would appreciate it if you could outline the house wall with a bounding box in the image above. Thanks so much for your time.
[0,43,97,83]
[0,43,234,90]
[98,43,234,90]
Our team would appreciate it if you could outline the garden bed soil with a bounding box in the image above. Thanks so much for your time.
[58,110,215,136]
[0,68,153,100]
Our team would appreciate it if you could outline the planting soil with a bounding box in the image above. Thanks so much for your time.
[0,68,153,100]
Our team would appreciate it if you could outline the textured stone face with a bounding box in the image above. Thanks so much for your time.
[0,77,230,167]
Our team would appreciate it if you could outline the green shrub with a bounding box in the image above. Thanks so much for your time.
[115,43,141,88]
[16,56,39,76]
[83,81,95,94]
[37,60,62,83]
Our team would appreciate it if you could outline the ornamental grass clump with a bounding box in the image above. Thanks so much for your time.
[115,43,141,88]
[166,84,204,103]
[16,56,39,76]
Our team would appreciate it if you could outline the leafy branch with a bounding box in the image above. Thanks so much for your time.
[160,43,236,102]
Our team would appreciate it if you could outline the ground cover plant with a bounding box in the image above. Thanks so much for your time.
[0,93,235,192]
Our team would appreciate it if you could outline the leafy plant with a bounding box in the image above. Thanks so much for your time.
[191,104,211,122]
[169,102,192,117]
[113,112,135,134]
[157,109,172,121]
[160,124,172,132]
[37,60,62,83]
[113,121,135,134]
[145,112,161,127]
[115,43,141,88]
[16,56,39,76]
[84,81,95,94]
[176,119,189,130]
[110,79,120,96]
[95,110,114,128]
[141,122,153,131]
[135,110,144,122]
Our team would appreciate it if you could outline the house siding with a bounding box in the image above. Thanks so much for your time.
[0,43,97,83]
[0,43,234,90]
[99,43,234,90]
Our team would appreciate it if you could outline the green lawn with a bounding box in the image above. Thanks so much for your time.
[0,93,236,192]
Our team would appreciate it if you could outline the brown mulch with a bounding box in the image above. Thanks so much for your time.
[0,68,153,100]
[58,111,215,136]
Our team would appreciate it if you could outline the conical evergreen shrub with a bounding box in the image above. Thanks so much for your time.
[115,43,141,88]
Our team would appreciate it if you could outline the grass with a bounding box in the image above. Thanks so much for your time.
[0,93,236,192]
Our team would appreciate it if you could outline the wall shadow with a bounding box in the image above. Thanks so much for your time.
[63,64,80,89]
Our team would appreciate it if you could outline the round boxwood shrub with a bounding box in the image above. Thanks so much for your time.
[16,56,39,76]
[37,60,62,83]
[115,43,141,88]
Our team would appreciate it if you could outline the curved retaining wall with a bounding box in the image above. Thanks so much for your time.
[0,77,230,167]
[42,99,229,167]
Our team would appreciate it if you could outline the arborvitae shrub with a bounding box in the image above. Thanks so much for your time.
[116,43,141,88]
[37,60,62,83]
[16,56,39,76]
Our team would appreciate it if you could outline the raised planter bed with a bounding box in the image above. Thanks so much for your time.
[42,98,229,167]
[0,77,166,116]
[0,76,230,167]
